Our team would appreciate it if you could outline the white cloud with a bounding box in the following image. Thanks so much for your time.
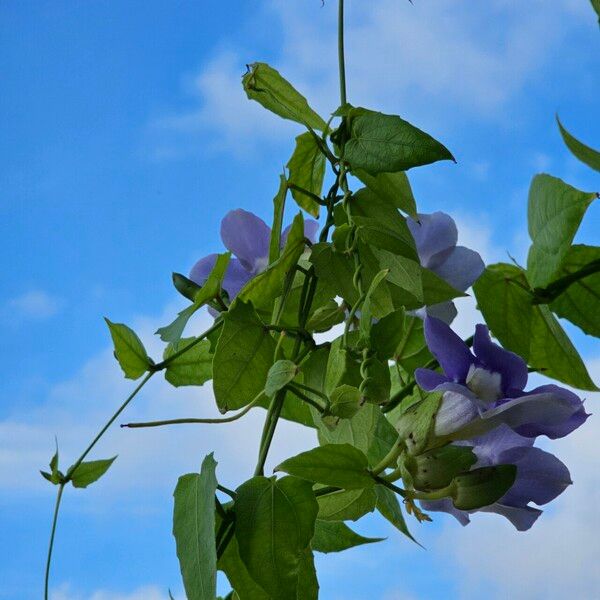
[0,303,315,500]
[4,289,62,321]
[150,0,590,156]
[51,583,171,600]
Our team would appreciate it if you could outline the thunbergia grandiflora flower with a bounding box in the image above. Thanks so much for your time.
[415,316,586,530]
[189,208,318,299]
[407,212,484,323]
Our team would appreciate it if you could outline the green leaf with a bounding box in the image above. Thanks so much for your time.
[592,0,600,22]
[276,444,374,489]
[354,169,418,219]
[234,475,318,600]
[242,62,327,131]
[371,308,405,360]
[269,174,288,264]
[374,485,417,544]
[69,457,116,489]
[359,269,389,343]
[238,213,306,312]
[157,253,231,343]
[265,360,299,398]
[41,443,63,485]
[392,315,432,372]
[341,107,454,175]
[557,116,600,172]
[305,300,345,332]
[105,319,151,380]
[451,465,517,511]
[549,245,600,337]
[173,454,218,600]
[396,392,443,455]
[316,404,398,467]
[213,301,277,411]
[527,174,597,288]
[474,263,598,390]
[329,385,362,419]
[317,487,377,521]
[163,337,212,387]
[311,520,384,553]
[287,132,325,217]
[217,511,269,600]
[349,188,419,260]
[310,243,360,308]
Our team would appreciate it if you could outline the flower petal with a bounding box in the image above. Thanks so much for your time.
[419,499,470,526]
[512,385,589,439]
[434,389,480,437]
[432,246,485,292]
[189,253,219,286]
[281,218,320,248]
[424,316,474,382]
[220,209,271,272]
[415,368,450,391]
[473,325,528,393]
[407,212,458,267]
[221,258,252,299]
[478,503,542,531]
[498,446,572,507]
[468,424,534,467]
[484,392,579,435]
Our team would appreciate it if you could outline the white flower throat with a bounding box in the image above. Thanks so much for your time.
[465,364,502,402]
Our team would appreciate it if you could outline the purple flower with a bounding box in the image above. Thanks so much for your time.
[421,425,572,530]
[189,209,318,300]
[407,212,484,323]
[415,317,588,440]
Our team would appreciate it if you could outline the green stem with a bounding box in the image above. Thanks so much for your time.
[338,0,347,106]
[66,372,154,478]
[254,389,286,476]
[371,438,404,475]
[373,475,407,498]
[44,483,65,600]
[217,484,237,499]
[287,384,327,413]
[531,258,600,304]
[120,392,264,429]
[152,320,223,370]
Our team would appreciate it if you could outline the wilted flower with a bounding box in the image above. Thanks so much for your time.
[415,317,588,440]
[407,212,484,323]
[189,209,318,299]
[421,424,572,530]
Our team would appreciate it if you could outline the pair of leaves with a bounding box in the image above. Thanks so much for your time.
[526,174,597,288]
[473,263,597,390]
[41,446,116,490]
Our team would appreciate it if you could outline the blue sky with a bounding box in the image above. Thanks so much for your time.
[1,1,599,599]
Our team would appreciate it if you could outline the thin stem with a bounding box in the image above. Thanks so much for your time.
[373,475,407,498]
[66,372,154,478]
[287,183,327,206]
[338,0,347,106]
[287,384,327,413]
[254,390,285,476]
[371,438,404,476]
[289,381,330,405]
[44,483,65,600]
[531,258,600,304]
[217,484,237,499]
[152,320,223,370]
[121,391,264,429]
